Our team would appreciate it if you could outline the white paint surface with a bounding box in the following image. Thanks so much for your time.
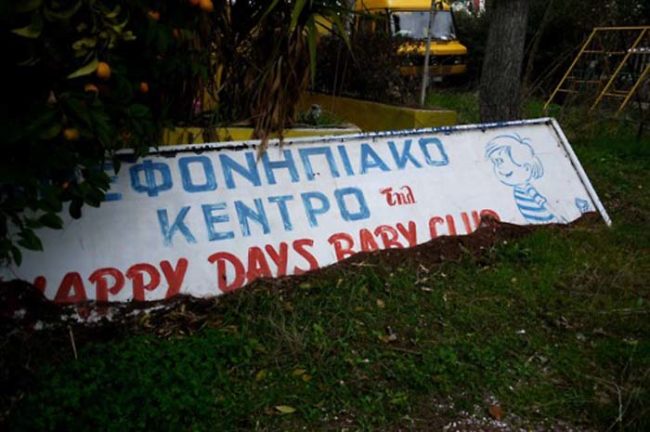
[6,118,609,303]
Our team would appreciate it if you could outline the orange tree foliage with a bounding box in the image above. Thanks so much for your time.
[1,0,347,265]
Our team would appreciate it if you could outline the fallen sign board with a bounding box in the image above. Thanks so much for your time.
[6,118,610,303]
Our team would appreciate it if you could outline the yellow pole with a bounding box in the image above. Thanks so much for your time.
[617,63,649,114]
[593,26,649,31]
[590,28,647,112]
[544,29,597,112]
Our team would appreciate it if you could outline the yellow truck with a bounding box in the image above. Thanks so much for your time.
[353,0,468,78]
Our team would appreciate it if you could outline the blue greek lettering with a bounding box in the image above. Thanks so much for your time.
[388,140,422,169]
[179,156,217,193]
[419,137,449,167]
[235,199,270,237]
[268,195,294,232]
[130,160,173,197]
[335,187,370,221]
[337,145,355,176]
[157,207,196,246]
[219,152,261,189]
[262,150,299,185]
[202,203,234,241]
[360,143,390,174]
[299,146,340,180]
[301,192,330,227]
[103,161,122,202]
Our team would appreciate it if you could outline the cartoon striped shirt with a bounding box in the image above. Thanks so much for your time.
[513,184,556,223]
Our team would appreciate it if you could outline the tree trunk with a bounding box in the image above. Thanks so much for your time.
[479,0,530,122]
[522,0,555,94]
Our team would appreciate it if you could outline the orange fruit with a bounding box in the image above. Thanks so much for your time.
[96,62,111,80]
[147,10,160,21]
[199,0,214,12]
[139,82,149,93]
[63,128,80,141]
[189,0,200,5]
[84,83,99,94]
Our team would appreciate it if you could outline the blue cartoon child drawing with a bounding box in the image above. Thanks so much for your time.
[485,135,557,224]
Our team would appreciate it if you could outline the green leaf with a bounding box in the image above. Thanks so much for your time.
[39,122,62,140]
[72,37,97,52]
[17,56,40,66]
[259,0,281,22]
[43,0,81,21]
[111,158,122,174]
[39,213,63,229]
[128,104,150,118]
[111,16,129,33]
[83,167,109,185]
[274,405,296,415]
[18,229,43,251]
[289,0,306,32]
[330,13,351,51]
[67,57,98,79]
[11,246,22,266]
[104,5,121,19]
[39,186,63,213]
[64,97,92,127]
[12,13,43,38]
[85,188,105,207]
[9,107,58,143]
[255,369,268,382]
[69,199,83,219]
[25,217,43,229]
[122,31,136,41]
[15,0,42,13]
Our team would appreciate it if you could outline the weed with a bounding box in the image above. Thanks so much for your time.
[4,92,650,431]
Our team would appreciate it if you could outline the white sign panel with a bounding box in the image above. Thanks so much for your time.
[5,118,610,303]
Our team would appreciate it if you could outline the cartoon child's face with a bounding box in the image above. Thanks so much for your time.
[489,148,532,186]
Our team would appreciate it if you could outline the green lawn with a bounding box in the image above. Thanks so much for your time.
[4,94,650,431]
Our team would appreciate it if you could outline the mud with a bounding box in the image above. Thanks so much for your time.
[0,213,605,429]
[0,213,603,331]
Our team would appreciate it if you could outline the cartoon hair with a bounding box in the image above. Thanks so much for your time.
[485,134,544,179]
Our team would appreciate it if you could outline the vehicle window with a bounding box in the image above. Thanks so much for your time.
[431,11,456,40]
[390,11,456,41]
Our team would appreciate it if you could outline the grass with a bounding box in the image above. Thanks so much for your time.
[424,91,562,124]
[3,94,650,431]
[426,90,481,124]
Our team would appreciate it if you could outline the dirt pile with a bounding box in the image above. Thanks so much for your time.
[0,213,603,330]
